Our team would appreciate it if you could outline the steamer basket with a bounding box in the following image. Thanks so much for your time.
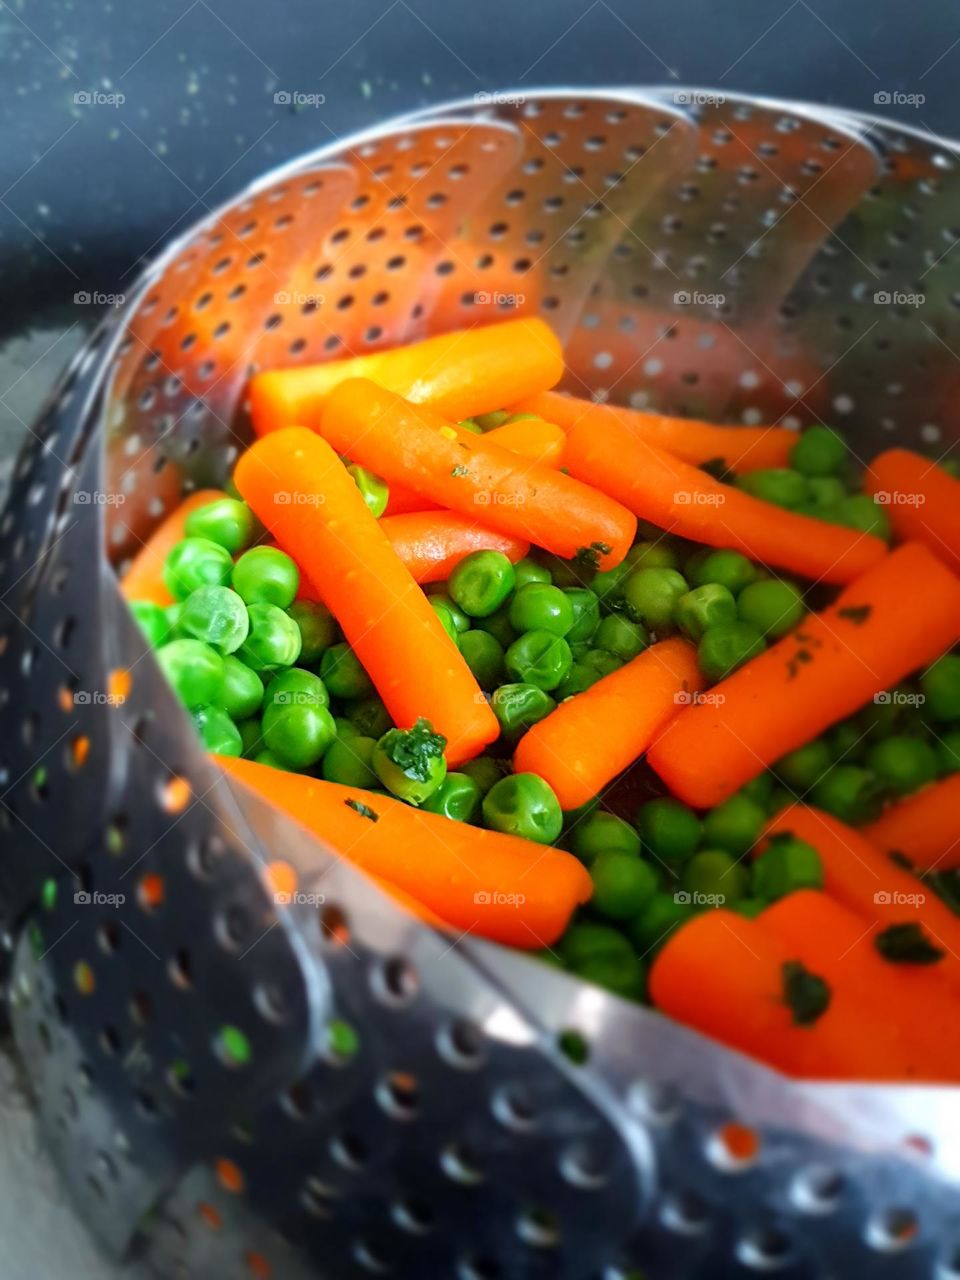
[2,89,960,1280]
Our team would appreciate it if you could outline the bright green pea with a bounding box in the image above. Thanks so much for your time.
[165,601,185,637]
[702,794,765,856]
[459,629,506,689]
[622,567,688,632]
[866,735,940,797]
[346,463,389,518]
[752,834,823,901]
[832,494,891,541]
[688,549,757,595]
[789,425,848,477]
[491,683,555,737]
[628,892,694,951]
[581,648,623,678]
[237,603,302,671]
[345,696,392,739]
[232,546,300,608]
[473,602,517,648]
[636,798,701,865]
[262,700,336,769]
[474,409,510,431]
[921,655,960,722]
[180,585,249,654]
[431,599,460,644]
[736,580,805,638]
[287,600,336,664]
[429,592,471,633]
[681,849,748,904]
[697,621,766,682]
[264,667,329,712]
[217,655,264,720]
[421,772,483,823]
[130,600,171,648]
[372,718,447,805]
[156,638,224,709]
[504,630,572,691]
[563,588,601,644]
[185,497,257,553]
[570,812,641,863]
[163,537,234,601]
[626,540,681,572]
[776,738,833,792]
[737,468,810,508]
[458,418,483,435]
[448,550,516,618]
[320,643,375,699]
[459,756,504,795]
[482,773,563,844]
[811,765,883,824]
[591,852,659,920]
[508,582,574,636]
[513,557,552,590]
[593,613,648,660]
[674,583,737,642]
[322,735,378,787]
[555,661,601,700]
[808,476,847,507]
[192,705,242,756]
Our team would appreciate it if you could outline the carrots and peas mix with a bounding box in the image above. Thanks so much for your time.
[121,317,960,1083]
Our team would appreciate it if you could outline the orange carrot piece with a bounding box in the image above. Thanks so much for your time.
[216,755,592,947]
[759,890,960,1082]
[317,379,636,569]
[120,489,226,606]
[763,804,960,989]
[865,448,960,573]
[648,543,960,807]
[249,318,564,433]
[862,775,960,871]
[513,638,704,810]
[381,512,529,584]
[234,428,497,764]
[515,390,795,472]
[564,411,885,584]
[649,907,923,1081]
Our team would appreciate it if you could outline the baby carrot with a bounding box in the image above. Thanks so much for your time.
[863,775,960,871]
[648,542,960,807]
[216,756,592,947]
[381,512,529,584]
[249,318,564,433]
[865,448,960,573]
[564,411,885,584]
[513,638,704,810]
[763,804,960,990]
[234,428,498,764]
[121,489,226,606]
[514,390,794,472]
[649,908,919,1080]
[317,379,636,569]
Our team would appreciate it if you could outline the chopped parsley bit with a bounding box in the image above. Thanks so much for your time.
[345,798,379,823]
[786,648,814,679]
[379,717,446,783]
[889,850,914,872]
[700,456,733,483]
[450,465,469,478]
[781,960,831,1026]
[875,923,944,965]
[573,541,613,572]
[838,604,872,626]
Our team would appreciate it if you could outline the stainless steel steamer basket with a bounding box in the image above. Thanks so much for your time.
[2,89,960,1280]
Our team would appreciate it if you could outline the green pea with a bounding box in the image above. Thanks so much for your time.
[593,613,648,660]
[459,629,506,690]
[636,797,701,865]
[421,772,483,823]
[372,719,447,805]
[163,537,234,601]
[192,705,242,756]
[232,546,300,608]
[322,735,378,787]
[789,425,848,477]
[591,561,632,605]
[627,540,682,572]
[562,588,601,643]
[827,720,866,762]
[698,621,766,681]
[130,600,171,648]
[752,834,823,901]
[582,648,623,679]
[237,716,263,757]
[737,468,810,508]
[513,557,552,590]
[482,773,563,844]
[570,812,641,863]
[428,592,471,633]
[554,662,600,700]
[459,756,504,795]
[165,601,186,637]
[185,497,257,553]
[320,643,375,699]
[688,549,757,595]
[832,494,891,541]
[473,602,517,649]
[674,583,737,642]
[474,409,510,431]
[622,567,688,632]
[287,600,337,664]
[457,418,483,435]
[561,922,635,967]
[237,603,302,671]
[156,638,224,709]
[730,898,766,919]
[628,892,694,951]
[740,772,776,810]
[702,794,765,856]
[776,738,833,792]
[591,852,659,920]
[264,667,329,712]
[448,550,516,618]
[921,655,960,722]
[508,583,573,636]
[346,463,389,518]
[217,655,264,720]
[866,735,940,797]
[345,696,392,739]
[180,585,249,654]
[736,580,805,639]
[491,683,556,737]
[807,476,847,507]
[811,765,883,823]
[577,951,646,997]
[937,729,960,774]
[431,599,460,644]
[262,697,336,769]
[681,849,748,905]
[504,630,572,691]
[252,749,286,769]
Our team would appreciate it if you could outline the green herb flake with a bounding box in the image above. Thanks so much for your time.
[875,923,944,965]
[781,960,831,1026]
[838,604,872,626]
[381,717,446,783]
[700,456,733,483]
[889,850,914,872]
[573,541,613,572]
[345,798,379,823]
[450,465,469,478]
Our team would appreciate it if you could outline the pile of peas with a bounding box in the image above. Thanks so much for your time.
[126,420,960,1004]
